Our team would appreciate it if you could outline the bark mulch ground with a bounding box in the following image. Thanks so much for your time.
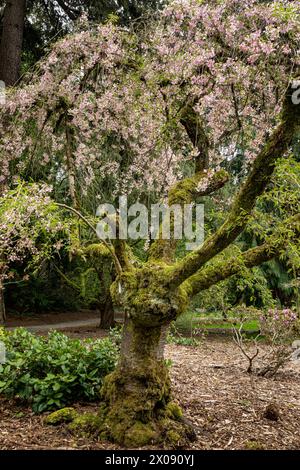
[0,330,299,450]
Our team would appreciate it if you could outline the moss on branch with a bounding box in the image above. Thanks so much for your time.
[182,214,300,297]
[83,243,112,259]
[168,169,229,206]
[149,169,229,262]
[164,81,300,288]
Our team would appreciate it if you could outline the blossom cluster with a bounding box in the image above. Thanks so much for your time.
[0,183,72,281]
[260,307,299,341]
[0,0,299,200]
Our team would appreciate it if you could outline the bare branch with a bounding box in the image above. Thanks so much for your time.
[233,323,260,374]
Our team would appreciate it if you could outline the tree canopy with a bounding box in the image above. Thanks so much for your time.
[0,0,300,448]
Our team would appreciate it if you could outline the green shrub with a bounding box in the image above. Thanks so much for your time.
[167,333,200,347]
[108,325,123,346]
[174,311,195,334]
[0,328,118,413]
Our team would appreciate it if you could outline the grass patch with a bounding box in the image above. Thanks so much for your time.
[194,320,259,331]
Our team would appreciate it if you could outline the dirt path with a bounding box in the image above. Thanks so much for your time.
[6,317,100,332]
[5,309,99,326]
[4,309,126,332]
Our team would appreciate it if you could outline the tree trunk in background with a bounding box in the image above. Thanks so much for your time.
[0,275,6,325]
[0,0,26,87]
[99,292,115,329]
[66,126,79,211]
[0,181,6,325]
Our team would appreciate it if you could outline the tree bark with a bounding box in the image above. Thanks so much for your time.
[99,317,194,447]
[65,126,79,211]
[0,276,6,325]
[0,0,26,87]
[0,181,6,325]
[98,292,115,329]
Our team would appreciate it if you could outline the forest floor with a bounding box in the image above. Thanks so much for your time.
[0,327,300,450]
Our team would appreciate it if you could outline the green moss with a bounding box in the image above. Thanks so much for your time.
[168,169,228,206]
[83,243,111,259]
[111,266,189,327]
[114,239,135,271]
[98,345,176,445]
[244,440,265,450]
[44,407,77,425]
[165,402,183,420]
[68,412,103,436]
[166,430,181,446]
[98,354,195,448]
[51,359,194,448]
[159,416,194,448]
[168,174,202,206]
[124,422,158,447]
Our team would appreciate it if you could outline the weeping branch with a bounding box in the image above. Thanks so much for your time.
[164,80,300,288]
[56,203,122,274]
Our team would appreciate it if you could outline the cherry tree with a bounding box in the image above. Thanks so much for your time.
[1,0,300,447]
[0,183,73,324]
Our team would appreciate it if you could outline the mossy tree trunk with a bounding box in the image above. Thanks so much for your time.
[64,82,300,447]
[100,313,194,446]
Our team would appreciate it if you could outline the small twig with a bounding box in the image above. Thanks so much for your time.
[233,323,260,374]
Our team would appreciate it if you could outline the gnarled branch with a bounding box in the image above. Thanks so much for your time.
[182,214,300,297]
[148,169,229,262]
[180,101,210,172]
[165,80,300,288]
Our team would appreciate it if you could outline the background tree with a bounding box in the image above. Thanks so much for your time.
[0,0,165,83]
[0,0,26,86]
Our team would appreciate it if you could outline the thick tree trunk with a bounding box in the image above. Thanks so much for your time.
[99,318,195,447]
[0,0,26,87]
